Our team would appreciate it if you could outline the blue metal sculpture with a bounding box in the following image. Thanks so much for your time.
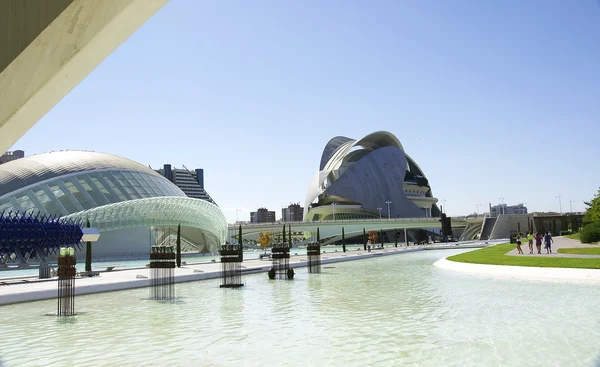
[0,211,84,266]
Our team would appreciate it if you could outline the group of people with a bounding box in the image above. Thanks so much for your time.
[515,231,554,254]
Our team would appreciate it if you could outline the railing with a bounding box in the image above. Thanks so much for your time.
[228,216,454,228]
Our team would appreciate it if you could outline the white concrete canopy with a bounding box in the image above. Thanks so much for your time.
[0,0,169,154]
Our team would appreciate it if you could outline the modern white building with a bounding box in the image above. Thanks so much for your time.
[304,131,439,221]
[0,151,226,260]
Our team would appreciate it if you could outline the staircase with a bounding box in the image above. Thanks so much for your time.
[479,217,497,240]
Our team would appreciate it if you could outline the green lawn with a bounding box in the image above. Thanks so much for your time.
[447,243,600,269]
[566,232,581,240]
[557,247,600,255]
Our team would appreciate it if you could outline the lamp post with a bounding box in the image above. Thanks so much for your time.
[499,197,505,215]
[569,200,574,213]
[385,200,392,219]
[236,208,241,222]
[476,204,480,216]
[377,207,382,219]
[556,195,562,214]
[331,202,337,221]
[441,199,446,214]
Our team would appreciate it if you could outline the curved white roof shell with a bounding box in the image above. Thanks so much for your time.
[0,150,167,197]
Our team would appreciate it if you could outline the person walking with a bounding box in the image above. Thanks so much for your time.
[516,232,524,254]
[544,232,554,254]
[535,232,543,254]
[527,231,534,254]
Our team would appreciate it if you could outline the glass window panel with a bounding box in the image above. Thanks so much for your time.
[101,174,117,187]
[0,201,13,212]
[63,180,79,194]
[78,177,94,192]
[134,186,146,195]
[118,195,127,201]
[122,172,133,179]
[50,185,65,198]
[18,195,35,211]
[112,172,125,180]
[89,174,110,195]
[34,189,51,205]
[122,186,134,195]
[131,172,142,179]
[129,193,140,199]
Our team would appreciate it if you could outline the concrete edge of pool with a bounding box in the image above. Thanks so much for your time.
[1,245,447,306]
[435,256,600,283]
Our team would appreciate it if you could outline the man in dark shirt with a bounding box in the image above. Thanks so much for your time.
[544,232,554,254]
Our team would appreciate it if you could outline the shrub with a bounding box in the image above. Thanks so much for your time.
[560,230,571,236]
[580,222,600,244]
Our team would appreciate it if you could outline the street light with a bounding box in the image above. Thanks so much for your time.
[236,208,241,222]
[331,202,338,221]
[569,200,574,213]
[499,197,505,215]
[385,200,392,219]
[441,199,446,214]
[556,195,562,214]
[476,204,480,216]
[377,207,382,219]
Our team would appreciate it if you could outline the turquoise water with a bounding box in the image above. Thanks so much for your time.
[1,249,598,366]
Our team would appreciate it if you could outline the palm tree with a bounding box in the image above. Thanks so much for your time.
[282,224,286,248]
[176,224,181,268]
[85,218,92,272]
[238,224,243,261]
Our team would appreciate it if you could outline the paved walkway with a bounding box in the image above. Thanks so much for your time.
[1,244,480,306]
[505,236,600,258]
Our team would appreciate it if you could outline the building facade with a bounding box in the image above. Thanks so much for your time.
[489,203,528,217]
[156,164,216,205]
[0,149,24,164]
[282,203,304,222]
[0,151,226,261]
[250,208,276,223]
[304,131,439,221]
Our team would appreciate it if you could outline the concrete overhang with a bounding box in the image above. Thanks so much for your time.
[0,0,169,154]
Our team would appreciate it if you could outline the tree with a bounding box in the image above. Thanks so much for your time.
[583,187,600,225]
[176,224,181,268]
[85,218,92,272]
[362,228,366,251]
[317,227,320,243]
[342,227,346,252]
[288,223,292,248]
[282,224,286,247]
[238,224,243,261]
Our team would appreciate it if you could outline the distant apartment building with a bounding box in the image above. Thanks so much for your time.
[155,164,216,205]
[282,203,304,222]
[0,150,24,164]
[250,208,276,223]
[489,203,527,217]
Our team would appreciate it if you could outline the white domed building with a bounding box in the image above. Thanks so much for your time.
[0,151,226,260]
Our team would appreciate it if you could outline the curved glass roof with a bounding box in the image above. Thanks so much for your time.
[63,197,227,250]
[0,150,165,197]
[0,169,185,216]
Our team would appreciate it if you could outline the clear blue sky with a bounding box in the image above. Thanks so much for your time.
[10,0,600,223]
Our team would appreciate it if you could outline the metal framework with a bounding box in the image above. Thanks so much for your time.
[63,197,227,250]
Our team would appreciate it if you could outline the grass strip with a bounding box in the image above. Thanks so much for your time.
[557,247,600,255]
[447,243,600,269]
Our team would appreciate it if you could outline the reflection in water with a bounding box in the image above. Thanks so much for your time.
[0,250,599,366]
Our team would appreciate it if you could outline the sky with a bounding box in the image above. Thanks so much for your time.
[9,0,600,223]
